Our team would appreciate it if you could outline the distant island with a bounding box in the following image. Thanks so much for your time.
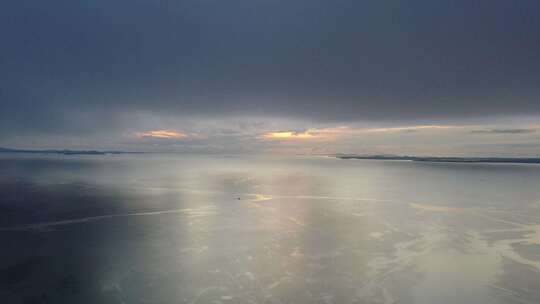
[0,147,141,156]
[335,154,540,164]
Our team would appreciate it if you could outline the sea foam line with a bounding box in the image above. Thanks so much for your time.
[0,206,216,231]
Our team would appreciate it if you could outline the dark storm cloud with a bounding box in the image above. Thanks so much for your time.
[471,128,538,134]
[1,0,540,135]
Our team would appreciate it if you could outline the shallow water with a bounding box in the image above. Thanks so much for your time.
[1,154,540,303]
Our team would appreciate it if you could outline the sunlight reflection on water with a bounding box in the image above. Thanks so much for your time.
[1,154,540,303]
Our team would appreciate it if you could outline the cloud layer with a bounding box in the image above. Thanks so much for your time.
[1,0,539,154]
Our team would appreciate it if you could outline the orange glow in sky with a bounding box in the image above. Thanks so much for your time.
[262,131,316,139]
[136,130,187,139]
[261,125,460,141]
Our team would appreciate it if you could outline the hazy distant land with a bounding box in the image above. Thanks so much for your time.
[0,147,140,156]
[336,154,540,164]
[2,147,540,164]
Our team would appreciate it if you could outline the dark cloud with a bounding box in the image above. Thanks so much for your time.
[1,0,540,137]
[471,128,538,134]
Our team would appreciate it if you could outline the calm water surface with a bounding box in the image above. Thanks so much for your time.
[1,154,540,303]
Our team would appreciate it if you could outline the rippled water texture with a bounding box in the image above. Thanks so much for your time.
[2,154,540,303]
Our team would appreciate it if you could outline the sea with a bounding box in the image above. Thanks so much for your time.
[1,153,540,303]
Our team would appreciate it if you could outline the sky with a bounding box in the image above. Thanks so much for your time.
[1,0,540,156]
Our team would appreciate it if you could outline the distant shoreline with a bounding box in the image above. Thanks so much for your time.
[335,155,540,164]
[0,147,142,156]
[2,147,539,164]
